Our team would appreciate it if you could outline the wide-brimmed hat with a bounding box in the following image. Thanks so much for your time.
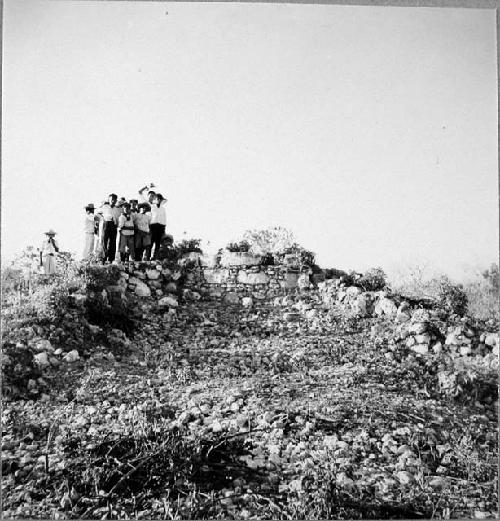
[45,229,57,236]
[85,203,95,210]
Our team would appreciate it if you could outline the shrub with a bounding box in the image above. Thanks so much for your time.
[1,341,41,399]
[482,263,499,292]
[259,252,275,266]
[324,268,348,280]
[275,243,316,267]
[78,263,121,292]
[174,238,203,256]
[463,277,499,322]
[357,267,388,292]
[431,276,468,316]
[225,240,250,253]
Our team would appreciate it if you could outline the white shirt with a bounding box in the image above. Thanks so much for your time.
[98,203,121,224]
[150,204,167,226]
[41,237,59,256]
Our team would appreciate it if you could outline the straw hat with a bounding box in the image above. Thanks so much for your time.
[45,229,57,236]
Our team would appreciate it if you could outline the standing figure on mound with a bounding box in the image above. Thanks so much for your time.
[134,203,152,261]
[118,203,136,262]
[40,229,59,275]
[82,204,100,260]
[98,194,121,263]
[149,194,167,260]
[138,183,167,260]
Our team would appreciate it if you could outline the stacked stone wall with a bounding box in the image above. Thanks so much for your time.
[185,265,305,302]
[101,259,309,308]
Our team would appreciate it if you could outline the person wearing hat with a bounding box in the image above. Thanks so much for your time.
[83,204,100,260]
[134,203,152,261]
[117,203,136,262]
[40,229,59,275]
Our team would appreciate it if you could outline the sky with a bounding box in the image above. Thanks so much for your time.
[2,1,498,280]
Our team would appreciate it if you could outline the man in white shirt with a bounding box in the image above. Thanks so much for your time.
[138,183,168,260]
[98,194,121,263]
[149,193,167,260]
[40,230,59,275]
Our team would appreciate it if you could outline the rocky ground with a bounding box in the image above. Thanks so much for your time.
[2,287,498,519]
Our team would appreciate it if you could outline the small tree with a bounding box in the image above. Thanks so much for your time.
[357,267,388,292]
[242,227,296,255]
[431,275,468,316]
[482,263,499,293]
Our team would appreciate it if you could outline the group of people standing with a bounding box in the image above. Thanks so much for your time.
[83,184,168,262]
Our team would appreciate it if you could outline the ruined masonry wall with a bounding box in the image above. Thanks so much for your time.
[110,261,305,305]
[184,264,304,301]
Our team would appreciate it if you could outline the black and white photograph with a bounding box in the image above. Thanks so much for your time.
[1,0,498,518]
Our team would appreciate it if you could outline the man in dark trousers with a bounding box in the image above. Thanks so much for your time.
[98,194,121,263]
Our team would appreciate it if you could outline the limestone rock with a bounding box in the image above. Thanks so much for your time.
[414,333,431,345]
[165,282,177,294]
[35,339,54,354]
[220,251,261,267]
[460,345,472,356]
[200,254,218,267]
[411,309,431,322]
[411,344,429,355]
[445,333,459,346]
[408,321,429,335]
[134,281,151,297]
[306,309,318,319]
[484,333,499,348]
[374,297,397,317]
[224,293,240,305]
[405,337,416,348]
[432,342,443,354]
[63,350,80,363]
[88,324,102,335]
[242,297,253,308]
[34,352,50,367]
[237,271,269,285]
[159,296,179,308]
[145,269,161,280]
[281,273,299,289]
[396,310,411,323]
[204,269,230,284]
[128,276,141,286]
[345,286,362,298]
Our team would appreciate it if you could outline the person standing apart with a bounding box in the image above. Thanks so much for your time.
[40,229,59,275]
[117,203,136,262]
[150,193,167,260]
[83,204,99,260]
[98,194,121,263]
